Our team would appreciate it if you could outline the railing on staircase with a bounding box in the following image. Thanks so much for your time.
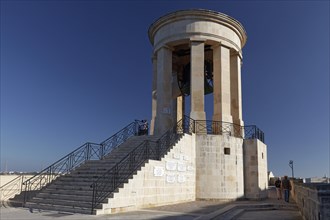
[90,116,265,214]
[21,121,139,204]
[90,116,194,213]
[0,175,25,204]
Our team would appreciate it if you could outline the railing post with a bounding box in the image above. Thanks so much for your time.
[91,183,96,214]
[100,143,105,160]
[156,140,161,160]
[86,143,90,160]
[20,175,24,193]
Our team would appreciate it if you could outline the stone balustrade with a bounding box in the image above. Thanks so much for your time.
[291,179,330,220]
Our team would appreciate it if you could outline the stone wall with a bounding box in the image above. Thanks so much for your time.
[291,180,330,220]
[195,134,244,199]
[243,139,268,199]
[96,133,267,214]
[97,134,196,214]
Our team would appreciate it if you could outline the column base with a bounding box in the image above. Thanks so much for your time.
[212,114,233,136]
[233,119,244,138]
[190,111,206,134]
[190,111,206,121]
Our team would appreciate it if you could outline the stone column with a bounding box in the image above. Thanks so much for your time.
[230,51,244,138]
[213,44,233,123]
[190,39,206,123]
[177,96,183,123]
[150,55,157,135]
[154,46,173,135]
[212,43,221,122]
[212,44,221,134]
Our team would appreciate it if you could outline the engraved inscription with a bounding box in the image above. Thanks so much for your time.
[153,166,165,177]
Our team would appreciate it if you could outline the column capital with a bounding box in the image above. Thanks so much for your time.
[151,54,157,62]
[189,37,206,43]
[230,49,243,60]
[154,44,175,54]
[211,42,221,49]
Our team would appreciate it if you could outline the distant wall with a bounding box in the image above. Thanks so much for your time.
[291,180,330,220]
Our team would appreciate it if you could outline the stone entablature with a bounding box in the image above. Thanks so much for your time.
[148,9,247,54]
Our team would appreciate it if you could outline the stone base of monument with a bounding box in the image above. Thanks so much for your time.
[96,134,267,215]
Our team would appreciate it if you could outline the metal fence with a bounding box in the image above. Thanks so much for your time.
[22,121,139,203]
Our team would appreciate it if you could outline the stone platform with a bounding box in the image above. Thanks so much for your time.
[0,187,302,220]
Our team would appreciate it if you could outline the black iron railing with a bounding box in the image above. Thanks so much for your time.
[4,115,264,212]
[193,120,265,143]
[0,175,25,203]
[243,125,265,143]
[90,116,194,213]
[22,121,139,203]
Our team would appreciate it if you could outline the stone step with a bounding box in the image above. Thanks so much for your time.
[28,197,93,208]
[23,135,163,215]
[36,192,92,201]
[25,202,97,215]
[43,188,94,196]
[46,184,93,191]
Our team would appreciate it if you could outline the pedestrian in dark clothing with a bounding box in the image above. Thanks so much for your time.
[136,119,148,136]
[275,178,282,200]
[281,175,292,202]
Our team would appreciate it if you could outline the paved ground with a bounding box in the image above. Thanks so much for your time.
[0,187,303,220]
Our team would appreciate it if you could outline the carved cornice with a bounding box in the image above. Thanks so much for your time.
[148,9,247,48]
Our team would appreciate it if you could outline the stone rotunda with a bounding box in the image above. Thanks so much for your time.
[149,9,246,135]
[97,9,267,214]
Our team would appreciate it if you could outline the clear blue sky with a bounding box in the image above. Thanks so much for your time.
[1,0,329,178]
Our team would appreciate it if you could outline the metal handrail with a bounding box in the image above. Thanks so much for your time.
[90,115,194,213]
[0,175,25,203]
[193,120,265,142]
[90,116,264,213]
[22,121,139,204]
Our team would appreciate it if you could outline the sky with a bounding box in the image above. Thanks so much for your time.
[0,0,329,179]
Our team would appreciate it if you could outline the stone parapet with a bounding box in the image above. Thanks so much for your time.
[291,180,330,220]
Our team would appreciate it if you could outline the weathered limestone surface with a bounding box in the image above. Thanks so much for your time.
[243,139,268,199]
[196,134,244,199]
[291,180,330,220]
[97,134,196,214]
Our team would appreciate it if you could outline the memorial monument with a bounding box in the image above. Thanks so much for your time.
[15,9,268,215]
[98,9,268,214]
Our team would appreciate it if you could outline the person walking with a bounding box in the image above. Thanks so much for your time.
[274,177,282,200]
[281,175,292,203]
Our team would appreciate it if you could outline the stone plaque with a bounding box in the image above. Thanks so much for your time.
[177,162,187,172]
[178,174,186,183]
[166,161,177,171]
[153,166,165,177]
[187,165,194,171]
[183,155,190,161]
[166,174,176,183]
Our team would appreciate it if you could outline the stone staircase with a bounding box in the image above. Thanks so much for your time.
[25,135,160,214]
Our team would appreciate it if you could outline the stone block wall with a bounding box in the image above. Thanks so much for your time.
[97,134,196,214]
[243,139,268,199]
[291,180,330,220]
[195,134,244,199]
[96,133,268,215]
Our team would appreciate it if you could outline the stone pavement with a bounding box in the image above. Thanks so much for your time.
[0,187,302,220]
